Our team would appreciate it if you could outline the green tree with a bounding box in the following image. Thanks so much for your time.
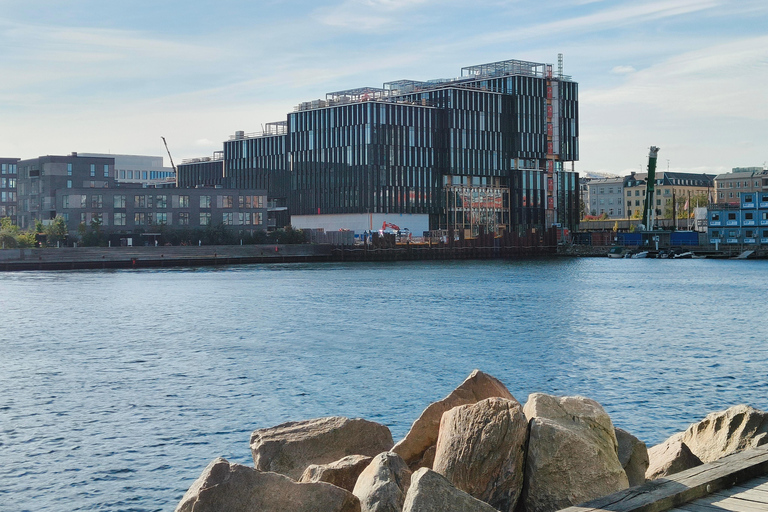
[0,217,19,248]
[45,216,69,246]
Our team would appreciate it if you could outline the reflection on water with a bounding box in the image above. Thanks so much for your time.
[1,259,767,511]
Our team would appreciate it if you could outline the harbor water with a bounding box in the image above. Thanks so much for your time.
[2,258,768,511]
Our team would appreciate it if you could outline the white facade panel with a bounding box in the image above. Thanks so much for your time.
[291,213,430,235]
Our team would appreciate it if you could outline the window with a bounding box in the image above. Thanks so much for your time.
[113,195,126,208]
[223,212,234,224]
[711,230,720,237]
[134,212,145,225]
[147,195,154,208]
[114,212,126,226]
[199,212,211,225]
[156,195,167,208]
[200,195,211,208]
[745,212,754,220]
[178,212,189,225]
[745,194,753,202]
[221,195,234,208]
[179,195,189,208]
[134,195,145,208]
[745,230,754,238]
[67,180,72,189]
[67,163,73,176]
[80,195,87,208]
[62,195,69,209]
[146,212,154,225]
[156,212,167,225]
[91,195,102,208]
[727,213,737,220]
[90,164,96,177]
[103,164,109,178]
[635,200,640,206]
[627,191,631,197]
[711,213,720,221]
[656,199,661,206]
[635,190,640,196]
[627,201,631,207]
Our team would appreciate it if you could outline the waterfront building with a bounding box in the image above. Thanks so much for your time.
[15,153,266,241]
[707,190,768,247]
[79,153,176,187]
[714,167,768,205]
[178,57,581,236]
[0,157,19,224]
[624,171,714,220]
[584,176,624,218]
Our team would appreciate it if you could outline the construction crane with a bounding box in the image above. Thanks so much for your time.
[161,136,177,174]
[641,146,661,230]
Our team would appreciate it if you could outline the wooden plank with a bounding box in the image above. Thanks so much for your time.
[558,446,768,512]
[712,488,768,504]
[729,484,768,497]
[694,494,768,512]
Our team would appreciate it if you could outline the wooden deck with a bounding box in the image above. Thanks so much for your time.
[670,476,768,512]
[559,446,768,512]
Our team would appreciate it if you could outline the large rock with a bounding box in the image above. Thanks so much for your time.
[353,452,412,512]
[393,370,516,469]
[646,437,702,480]
[521,394,629,512]
[432,397,527,512]
[678,404,768,463]
[174,457,360,512]
[403,468,500,512]
[300,454,373,492]
[615,427,649,487]
[250,416,393,480]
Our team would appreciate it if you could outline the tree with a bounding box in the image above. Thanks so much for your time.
[45,216,69,246]
[0,217,19,248]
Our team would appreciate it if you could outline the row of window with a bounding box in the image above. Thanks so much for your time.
[0,178,16,189]
[710,229,768,238]
[71,211,263,227]
[1,163,18,175]
[61,194,265,210]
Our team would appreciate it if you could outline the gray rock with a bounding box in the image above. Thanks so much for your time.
[615,427,649,487]
[432,397,528,512]
[521,394,629,512]
[353,452,412,512]
[646,436,703,480]
[403,468,500,512]
[174,457,360,512]
[393,370,516,470]
[679,404,768,463]
[250,416,393,480]
[299,454,373,492]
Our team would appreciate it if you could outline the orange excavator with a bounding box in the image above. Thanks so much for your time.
[381,221,401,232]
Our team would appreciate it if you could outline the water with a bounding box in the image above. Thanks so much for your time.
[1,258,767,511]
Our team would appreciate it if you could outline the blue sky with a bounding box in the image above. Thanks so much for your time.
[0,0,766,175]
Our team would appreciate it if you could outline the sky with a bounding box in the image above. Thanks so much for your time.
[0,0,766,176]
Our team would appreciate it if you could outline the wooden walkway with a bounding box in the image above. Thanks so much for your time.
[560,446,768,512]
[670,476,768,512]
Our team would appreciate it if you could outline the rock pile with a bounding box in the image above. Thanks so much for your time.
[175,370,767,512]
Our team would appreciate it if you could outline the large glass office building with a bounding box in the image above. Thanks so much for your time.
[178,57,579,236]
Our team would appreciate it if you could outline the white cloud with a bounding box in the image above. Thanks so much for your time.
[611,65,636,74]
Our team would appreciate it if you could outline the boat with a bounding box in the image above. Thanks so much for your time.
[631,250,650,259]
[607,246,625,258]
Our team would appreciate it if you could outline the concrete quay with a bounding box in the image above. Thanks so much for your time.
[0,244,334,271]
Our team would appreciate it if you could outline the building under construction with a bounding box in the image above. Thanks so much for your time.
[178,57,580,236]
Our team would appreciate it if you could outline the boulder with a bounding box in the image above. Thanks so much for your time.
[615,427,649,487]
[250,416,393,480]
[393,370,516,469]
[521,394,629,512]
[403,468,500,512]
[646,437,702,480]
[432,397,528,512]
[353,452,412,512]
[678,404,768,463]
[300,454,373,492]
[174,457,360,512]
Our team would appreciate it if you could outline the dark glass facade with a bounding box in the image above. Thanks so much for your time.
[179,58,580,234]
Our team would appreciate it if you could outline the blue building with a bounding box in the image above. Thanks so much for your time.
[178,57,580,236]
[707,191,768,247]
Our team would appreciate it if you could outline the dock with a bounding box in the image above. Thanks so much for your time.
[561,446,768,512]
